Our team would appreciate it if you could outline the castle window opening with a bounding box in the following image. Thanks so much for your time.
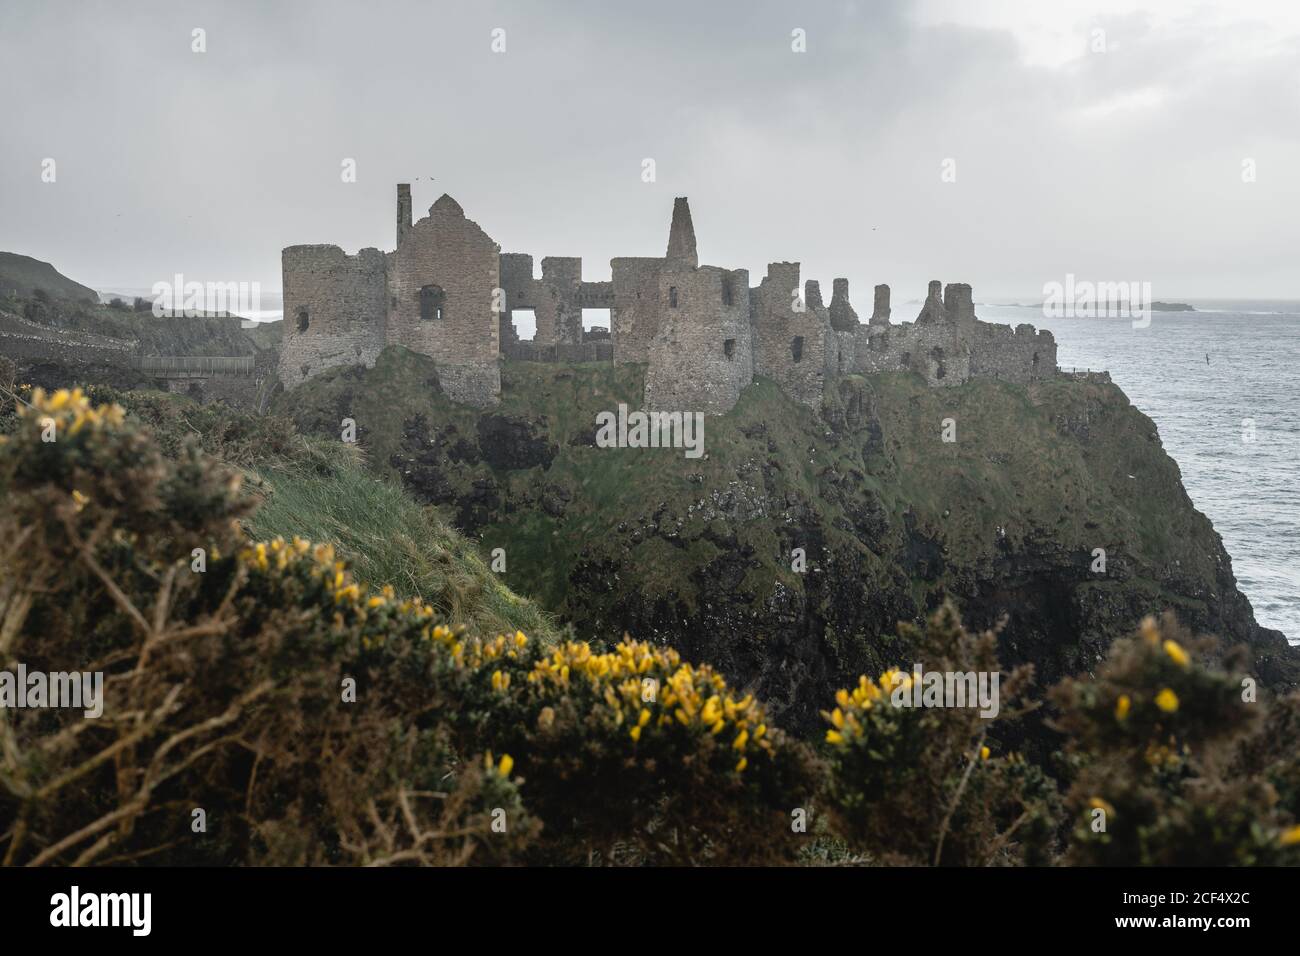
[296,307,309,332]
[791,336,804,362]
[419,284,445,321]
[724,338,735,360]
[669,286,678,308]
[582,308,611,335]
[721,278,733,306]
[511,308,537,341]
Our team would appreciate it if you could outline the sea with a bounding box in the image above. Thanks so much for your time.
[979,301,1300,644]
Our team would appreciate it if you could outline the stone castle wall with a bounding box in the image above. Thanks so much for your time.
[279,244,386,389]
[644,265,752,413]
[969,322,1058,384]
[610,257,667,363]
[502,340,613,363]
[750,263,832,408]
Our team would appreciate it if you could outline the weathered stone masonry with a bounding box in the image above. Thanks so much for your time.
[280,185,1058,411]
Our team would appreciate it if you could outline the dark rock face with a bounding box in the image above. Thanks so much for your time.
[476,415,557,471]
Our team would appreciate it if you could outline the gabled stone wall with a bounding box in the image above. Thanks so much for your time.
[387,194,500,407]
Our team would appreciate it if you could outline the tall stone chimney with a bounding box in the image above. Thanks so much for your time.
[665,197,698,269]
[870,284,891,327]
[804,279,824,310]
[829,278,859,331]
[397,183,412,247]
[916,279,946,325]
[944,283,976,326]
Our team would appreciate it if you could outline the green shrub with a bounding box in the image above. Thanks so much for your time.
[1050,615,1300,865]
[819,605,1060,865]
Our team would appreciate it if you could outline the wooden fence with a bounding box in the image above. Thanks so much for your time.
[128,355,255,377]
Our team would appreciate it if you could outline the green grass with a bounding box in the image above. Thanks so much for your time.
[243,455,564,643]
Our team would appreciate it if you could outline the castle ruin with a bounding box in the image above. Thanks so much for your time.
[280,187,1058,410]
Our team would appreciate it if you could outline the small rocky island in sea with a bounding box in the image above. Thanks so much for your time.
[990,301,1197,312]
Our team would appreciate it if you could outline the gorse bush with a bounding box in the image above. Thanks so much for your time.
[1051,616,1300,865]
[457,636,821,863]
[819,606,1060,865]
[1,388,1296,866]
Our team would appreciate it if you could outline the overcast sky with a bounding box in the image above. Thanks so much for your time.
[2,0,1298,304]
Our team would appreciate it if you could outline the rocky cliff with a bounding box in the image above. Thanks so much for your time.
[274,347,1298,733]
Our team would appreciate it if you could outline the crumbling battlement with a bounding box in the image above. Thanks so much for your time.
[748,264,833,408]
[848,281,1056,388]
[281,186,1060,412]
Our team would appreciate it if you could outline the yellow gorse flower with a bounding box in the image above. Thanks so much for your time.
[1088,796,1116,818]
[821,672,895,746]
[523,638,771,770]
[20,388,126,433]
[1115,694,1131,721]
[1162,639,1190,669]
[1139,616,1161,646]
[1154,688,1180,713]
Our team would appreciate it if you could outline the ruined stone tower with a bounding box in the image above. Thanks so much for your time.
[279,245,387,390]
[644,199,753,413]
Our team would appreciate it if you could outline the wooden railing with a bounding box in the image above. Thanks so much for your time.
[128,355,255,377]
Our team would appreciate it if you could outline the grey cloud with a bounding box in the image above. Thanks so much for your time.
[1,0,1296,303]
